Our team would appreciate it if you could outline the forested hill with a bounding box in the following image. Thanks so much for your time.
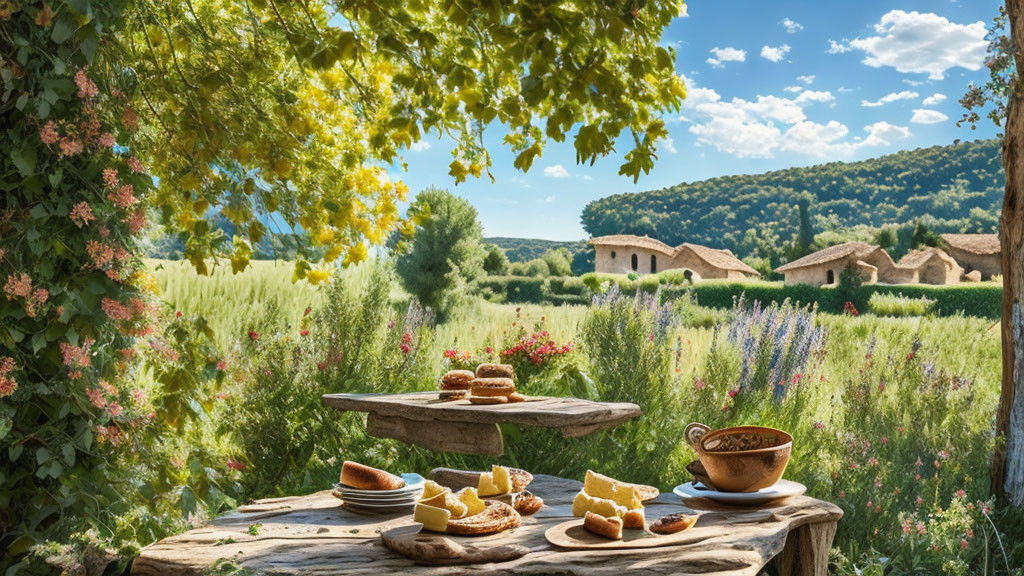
[485,237,587,262]
[580,139,1004,257]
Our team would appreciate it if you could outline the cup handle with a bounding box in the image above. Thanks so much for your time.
[685,422,710,451]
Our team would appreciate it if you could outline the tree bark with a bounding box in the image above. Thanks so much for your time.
[993,0,1024,505]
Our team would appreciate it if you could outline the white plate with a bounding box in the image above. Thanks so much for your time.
[339,498,417,510]
[673,479,806,505]
[339,492,420,504]
[335,473,425,498]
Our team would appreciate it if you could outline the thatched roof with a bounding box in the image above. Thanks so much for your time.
[774,242,877,273]
[589,235,675,255]
[679,243,759,275]
[897,247,959,270]
[940,234,1000,255]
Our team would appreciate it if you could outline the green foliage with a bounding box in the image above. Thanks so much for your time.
[482,243,509,276]
[582,139,1004,261]
[868,292,938,317]
[541,248,574,277]
[475,276,548,304]
[661,281,1003,319]
[396,188,485,315]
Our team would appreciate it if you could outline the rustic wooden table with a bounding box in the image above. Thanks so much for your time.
[132,474,843,576]
[321,392,642,455]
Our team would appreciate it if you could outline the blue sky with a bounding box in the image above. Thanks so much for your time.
[394,0,1003,241]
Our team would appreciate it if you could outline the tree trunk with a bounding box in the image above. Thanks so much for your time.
[993,0,1024,505]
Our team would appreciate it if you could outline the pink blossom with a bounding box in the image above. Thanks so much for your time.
[86,387,107,409]
[123,108,138,130]
[300,329,310,336]
[105,401,123,418]
[59,137,83,157]
[814,421,824,430]
[98,132,116,147]
[0,356,17,397]
[916,496,923,507]
[3,273,32,299]
[86,240,115,268]
[103,168,119,188]
[916,522,926,535]
[74,69,98,99]
[126,156,145,173]
[216,360,228,371]
[108,184,138,209]
[70,202,95,227]
[40,121,60,145]
[694,378,707,390]
[955,489,966,499]
[60,338,95,368]
[101,297,133,322]
[124,209,146,234]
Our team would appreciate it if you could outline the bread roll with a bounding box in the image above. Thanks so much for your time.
[476,363,514,379]
[471,378,515,397]
[622,508,645,530]
[583,511,623,540]
[340,461,405,490]
[507,392,526,403]
[513,491,544,516]
[438,390,468,401]
[440,370,475,390]
[649,512,698,535]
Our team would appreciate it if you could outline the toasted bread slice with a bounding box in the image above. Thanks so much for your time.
[445,500,521,536]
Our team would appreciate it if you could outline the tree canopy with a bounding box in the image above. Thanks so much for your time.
[115,0,687,279]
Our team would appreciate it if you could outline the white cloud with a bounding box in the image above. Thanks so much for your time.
[783,85,803,93]
[837,87,855,93]
[659,135,678,154]
[827,40,852,54]
[541,195,556,203]
[922,93,947,106]
[847,10,987,79]
[797,74,815,85]
[543,164,569,178]
[761,44,791,62]
[780,18,803,33]
[409,141,431,152]
[582,175,593,181]
[681,77,909,160]
[861,90,918,108]
[902,79,925,87]
[911,109,950,124]
[707,46,746,68]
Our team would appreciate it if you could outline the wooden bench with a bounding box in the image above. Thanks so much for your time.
[132,474,842,576]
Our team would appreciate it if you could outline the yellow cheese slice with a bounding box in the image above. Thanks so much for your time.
[420,490,468,518]
[571,490,627,518]
[455,487,486,517]
[414,503,451,532]
[584,470,642,509]
[419,491,450,509]
[419,480,447,501]
[477,471,502,496]
[492,465,512,494]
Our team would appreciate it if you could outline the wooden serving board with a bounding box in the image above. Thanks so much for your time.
[322,391,641,455]
[545,519,706,550]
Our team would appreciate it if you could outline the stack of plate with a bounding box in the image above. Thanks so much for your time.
[332,473,425,513]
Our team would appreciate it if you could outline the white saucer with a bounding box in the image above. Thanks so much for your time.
[673,479,806,505]
[335,473,425,498]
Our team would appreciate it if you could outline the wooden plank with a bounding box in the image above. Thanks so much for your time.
[321,392,641,433]
[366,413,503,456]
[132,474,843,576]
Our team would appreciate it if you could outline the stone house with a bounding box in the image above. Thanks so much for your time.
[589,235,758,280]
[775,241,964,286]
[940,234,1002,279]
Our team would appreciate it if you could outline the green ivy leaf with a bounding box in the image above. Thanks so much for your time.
[11,147,37,177]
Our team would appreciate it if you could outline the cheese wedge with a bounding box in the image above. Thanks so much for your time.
[571,490,627,519]
[414,503,451,532]
[492,465,512,494]
[477,471,502,496]
[455,487,486,517]
[420,490,468,518]
[419,480,447,501]
[584,470,642,509]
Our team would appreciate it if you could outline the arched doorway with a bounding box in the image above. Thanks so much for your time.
[826,269,835,284]
[650,255,657,273]
[631,253,638,271]
[684,270,693,281]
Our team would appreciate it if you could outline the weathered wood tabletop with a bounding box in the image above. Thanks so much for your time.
[132,474,843,576]
[321,392,642,455]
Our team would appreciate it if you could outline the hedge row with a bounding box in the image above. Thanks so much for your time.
[661,281,1003,319]
[475,276,589,306]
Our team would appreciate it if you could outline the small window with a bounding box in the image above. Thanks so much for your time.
[826,269,835,284]
[631,254,638,271]
[650,255,657,273]
[684,270,693,281]
[611,250,616,259]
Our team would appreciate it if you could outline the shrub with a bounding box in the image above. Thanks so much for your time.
[541,248,573,276]
[868,292,937,317]
[656,269,691,286]
[550,294,590,307]
[482,243,509,275]
[548,276,588,296]
[638,275,660,295]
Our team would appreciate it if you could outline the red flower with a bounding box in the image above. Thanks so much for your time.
[249,331,259,341]
[304,306,312,317]
[300,329,310,336]
[317,361,327,371]
[226,459,247,471]
[176,310,182,318]
[727,388,738,398]
[485,346,493,354]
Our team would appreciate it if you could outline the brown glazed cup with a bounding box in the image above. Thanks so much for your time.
[685,422,792,492]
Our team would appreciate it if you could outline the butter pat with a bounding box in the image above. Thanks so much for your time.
[414,503,451,532]
[456,487,486,517]
[572,490,627,519]
[584,470,642,509]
